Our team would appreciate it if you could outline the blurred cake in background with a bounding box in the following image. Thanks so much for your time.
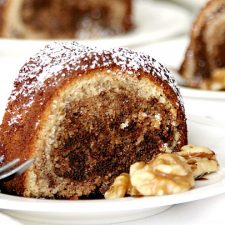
[0,0,133,39]
[179,0,225,90]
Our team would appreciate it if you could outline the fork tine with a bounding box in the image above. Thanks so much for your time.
[0,159,34,180]
[0,155,4,163]
[0,158,20,173]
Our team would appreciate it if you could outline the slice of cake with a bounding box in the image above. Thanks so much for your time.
[0,42,187,199]
[180,0,225,90]
[0,0,133,39]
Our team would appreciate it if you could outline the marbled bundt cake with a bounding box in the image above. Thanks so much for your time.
[0,42,187,199]
[0,0,133,39]
[180,0,225,90]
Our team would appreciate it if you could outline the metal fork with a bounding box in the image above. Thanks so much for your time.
[0,155,34,181]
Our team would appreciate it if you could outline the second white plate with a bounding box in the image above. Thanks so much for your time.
[0,0,191,57]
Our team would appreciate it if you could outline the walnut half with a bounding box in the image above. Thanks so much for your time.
[130,154,194,196]
[178,144,219,178]
[104,173,131,199]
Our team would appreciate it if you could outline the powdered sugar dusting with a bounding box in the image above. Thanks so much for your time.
[8,41,184,126]
[110,47,180,96]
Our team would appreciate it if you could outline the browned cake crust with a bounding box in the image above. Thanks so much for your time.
[0,0,133,39]
[179,0,225,90]
[0,42,187,199]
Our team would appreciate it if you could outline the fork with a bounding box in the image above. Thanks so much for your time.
[0,155,34,181]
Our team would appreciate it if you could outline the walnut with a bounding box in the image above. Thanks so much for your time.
[178,144,219,178]
[104,173,131,199]
[130,154,194,196]
[104,145,219,199]
[201,69,225,90]
[127,186,141,196]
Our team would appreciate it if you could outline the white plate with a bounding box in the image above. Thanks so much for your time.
[171,69,225,122]
[0,213,23,225]
[180,86,225,99]
[1,115,225,225]
[0,0,191,57]
[135,36,189,69]
[180,87,225,123]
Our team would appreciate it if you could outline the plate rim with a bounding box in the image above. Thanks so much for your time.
[0,175,225,213]
[180,86,225,100]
